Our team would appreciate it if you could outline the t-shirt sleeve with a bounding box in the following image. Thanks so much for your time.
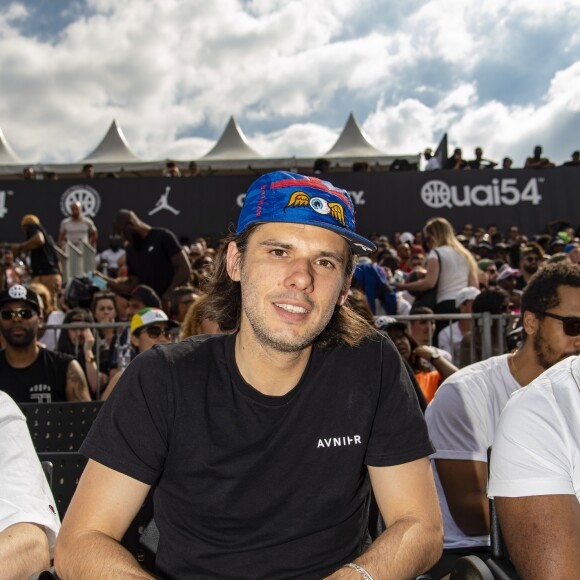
[0,394,61,555]
[161,229,183,259]
[488,387,575,498]
[80,348,174,484]
[426,380,489,462]
[364,339,434,467]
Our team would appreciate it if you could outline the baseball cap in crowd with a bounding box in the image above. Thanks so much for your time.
[131,307,179,335]
[564,243,580,254]
[0,284,41,313]
[497,264,520,282]
[477,259,494,271]
[120,285,162,308]
[375,316,406,332]
[455,286,481,309]
[400,232,414,245]
[236,171,376,255]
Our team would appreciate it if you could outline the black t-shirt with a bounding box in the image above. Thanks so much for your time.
[82,333,433,579]
[0,348,72,403]
[126,228,182,297]
[25,222,60,276]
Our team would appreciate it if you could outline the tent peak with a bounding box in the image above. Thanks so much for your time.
[203,116,262,160]
[325,113,385,158]
[82,119,141,163]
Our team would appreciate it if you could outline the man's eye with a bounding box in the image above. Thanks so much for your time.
[270,249,287,257]
[317,259,335,269]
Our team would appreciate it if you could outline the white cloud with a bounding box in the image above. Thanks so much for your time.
[0,0,577,166]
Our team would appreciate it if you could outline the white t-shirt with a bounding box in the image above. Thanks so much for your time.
[489,356,580,502]
[42,309,65,351]
[428,246,471,304]
[59,216,96,245]
[0,392,61,555]
[425,354,520,549]
[438,321,463,366]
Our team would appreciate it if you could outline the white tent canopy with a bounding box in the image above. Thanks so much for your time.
[83,119,141,163]
[325,113,386,158]
[0,116,419,176]
[203,116,263,160]
[0,127,22,164]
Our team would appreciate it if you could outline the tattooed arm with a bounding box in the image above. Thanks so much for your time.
[65,360,91,402]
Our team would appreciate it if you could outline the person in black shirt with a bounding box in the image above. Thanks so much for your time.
[98,210,191,307]
[11,215,62,305]
[56,172,443,579]
[0,285,90,403]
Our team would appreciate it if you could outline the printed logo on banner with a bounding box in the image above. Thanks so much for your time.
[421,178,543,209]
[236,190,366,208]
[60,185,101,217]
[148,186,180,216]
[0,190,14,218]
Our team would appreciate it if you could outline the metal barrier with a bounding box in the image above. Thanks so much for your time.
[58,240,97,282]
[388,312,522,365]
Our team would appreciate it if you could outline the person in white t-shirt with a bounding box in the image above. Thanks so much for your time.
[424,261,580,578]
[395,217,479,345]
[0,391,61,577]
[488,355,580,579]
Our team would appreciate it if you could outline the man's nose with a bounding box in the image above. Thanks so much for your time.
[285,259,314,292]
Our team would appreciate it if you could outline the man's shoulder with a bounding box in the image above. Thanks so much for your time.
[38,348,75,366]
[149,334,229,363]
[0,390,23,420]
[428,354,511,409]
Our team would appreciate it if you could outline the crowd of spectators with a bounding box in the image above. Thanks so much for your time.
[1,182,580,577]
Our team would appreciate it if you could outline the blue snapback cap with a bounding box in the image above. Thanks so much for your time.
[236,171,376,255]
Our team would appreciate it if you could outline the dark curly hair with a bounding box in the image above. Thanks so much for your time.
[521,262,580,331]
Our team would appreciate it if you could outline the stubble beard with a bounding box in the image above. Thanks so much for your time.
[1,326,36,348]
[239,268,337,354]
[533,325,580,370]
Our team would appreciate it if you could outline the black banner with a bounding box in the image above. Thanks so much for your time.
[1,168,579,248]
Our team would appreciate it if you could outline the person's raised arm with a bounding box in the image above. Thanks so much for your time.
[0,522,50,579]
[396,256,440,293]
[435,459,489,535]
[496,495,580,579]
[327,458,443,579]
[65,359,91,401]
[54,460,153,579]
[164,249,192,299]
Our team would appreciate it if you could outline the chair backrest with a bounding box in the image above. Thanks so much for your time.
[19,401,104,452]
[37,450,156,572]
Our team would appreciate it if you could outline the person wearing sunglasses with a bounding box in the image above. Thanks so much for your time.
[0,285,91,403]
[425,261,580,578]
[516,243,545,291]
[101,307,178,400]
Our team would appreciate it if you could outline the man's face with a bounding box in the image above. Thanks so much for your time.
[127,298,146,318]
[131,322,173,353]
[531,285,580,370]
[410,319,434,346]
[228,222,351,353]
[70,203,81,219]
[521,252,542,275]
[0,300,41,347]
[177,292,197,323]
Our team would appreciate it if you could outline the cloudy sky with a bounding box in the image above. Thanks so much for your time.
[0,0,579,166]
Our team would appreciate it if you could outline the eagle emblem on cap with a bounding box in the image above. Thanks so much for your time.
[285,191,346,226]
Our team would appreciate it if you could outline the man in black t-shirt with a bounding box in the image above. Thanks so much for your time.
[56,172,443,579]
[98,210,191,306]
[11,215,62,305]
[0,285,91,403]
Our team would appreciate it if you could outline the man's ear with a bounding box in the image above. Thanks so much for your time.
[226,242,242,282]
[522,310,538,336]
[130,333,139,348]
[337,275,352,307]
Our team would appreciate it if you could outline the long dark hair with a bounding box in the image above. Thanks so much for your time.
[56,308,95,365]
[203,224,376,349]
